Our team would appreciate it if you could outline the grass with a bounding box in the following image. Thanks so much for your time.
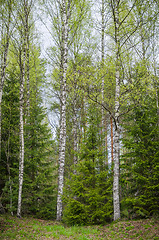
[0,215,159,239]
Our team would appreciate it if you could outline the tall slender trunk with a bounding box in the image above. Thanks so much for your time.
[101,0,109,165]
[140,14,146,61]
[101,0,105,126]
[110,116,114,164]
[0,1,12,216]
[0,2,11,164]
[25,1,30,116]
[73,102,78,173]
[6,158,13,216]
[113,93,120,221]
[83,85,87,141]
[80,97,85,145]
[153,69,159,127]
[113,0,120,221]
[152,35,159,126]
[56,0,69,221]
[4,126,13,216]
[17,44,26,218]
[101,0,106,159]
[104,116,108,164]
[156,89,159,125]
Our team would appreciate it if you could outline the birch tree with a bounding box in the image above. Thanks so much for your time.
[100,0,109,164]
[57,0,90,221]
[101,0,105,134]
[0,0,14,165]
[109,0,157,220]
[110,0,121,221]
[44,0,76,221]
[15,0,34,218]
[72,74,78,173]
[56,0,68,221]
[17,32,26,219]
[44,0,90,221]
[90,0,149,220]
[0,0,13,213]
[19,1,34,216]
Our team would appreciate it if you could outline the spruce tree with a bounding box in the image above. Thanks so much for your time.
[63,103,113,225]
[121,64,159,218]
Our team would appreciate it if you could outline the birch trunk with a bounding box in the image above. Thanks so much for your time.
[17,45,26,218]
[0,1,11,163]
[0,6,11,210]
[25,0,30,116]
[17,0,33,217]
[56,0,69,221]
[8,134,13,215]
[113,85,120,221]
[152,35,159,126]
[104,116,108,164]
[73,102,78,173]
[110,116,114,164]
[101,0,109,165]
[4,129,13,215]
[113,0,120,221]
[101,0,105,155]
[6,162,13,216]
[101,0,105,130]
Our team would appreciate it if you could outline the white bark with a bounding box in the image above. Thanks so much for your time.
[17,42,26,219]
[17,87,25,218]
[101,0,105,128]
[156,89,159,125]
[113,70,120,221]
[73,102,78,173]
[17,0,33,217]
[56,0,69,221]
[112,0,121,221]
[24,0,30,116]
[0,1,11,162]
[17,69,25,218]
[101,0,105,143]
[152,35,159,126]
[110,116,114,164]
[101,0,108,164]
[7,133,13,216]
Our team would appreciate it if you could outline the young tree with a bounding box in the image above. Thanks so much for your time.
[0,0,13,167]
[13,0,35,218]
[121,65,159,218]
[63,102,113,225]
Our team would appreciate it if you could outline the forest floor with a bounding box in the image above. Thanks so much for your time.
[0,215,159,240]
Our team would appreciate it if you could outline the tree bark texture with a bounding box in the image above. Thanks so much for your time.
[101,0,105,153]
[112,0,121,221]
[5,129,13,216]
[17,43,26,218]
[24,0,31,116]
[17,0,33,217]
[73,102,78,173]
[56,0,69,221]
[104,116,108,165]
[110,116,114,164]
[0,0,11,164]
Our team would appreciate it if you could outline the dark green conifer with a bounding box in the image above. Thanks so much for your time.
[63,103,113,225]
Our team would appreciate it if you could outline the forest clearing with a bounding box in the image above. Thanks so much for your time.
[0,215,159,240]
